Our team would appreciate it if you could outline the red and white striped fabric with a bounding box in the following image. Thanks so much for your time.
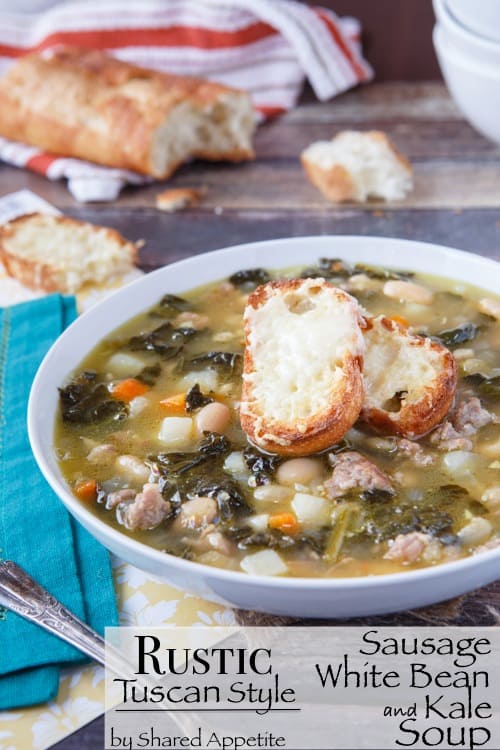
[0,0,373,202]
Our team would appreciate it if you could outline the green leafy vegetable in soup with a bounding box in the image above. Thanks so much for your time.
[55,260,500,577]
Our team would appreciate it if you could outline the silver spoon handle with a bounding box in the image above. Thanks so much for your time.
[0,559,107,666]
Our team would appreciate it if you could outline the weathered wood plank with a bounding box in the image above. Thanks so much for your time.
[2,159,500,211]
[60,208,500,267]
[285,82,462,123]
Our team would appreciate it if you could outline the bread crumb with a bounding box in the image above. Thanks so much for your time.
[301,130,413,204]
[155,188,202,213]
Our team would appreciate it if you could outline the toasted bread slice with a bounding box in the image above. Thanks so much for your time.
[361,316,457,439]
[240,278,365,456]
[0,213,137,293]
[301,130,413,203]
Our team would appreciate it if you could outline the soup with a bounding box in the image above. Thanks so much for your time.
[54,258,500,578]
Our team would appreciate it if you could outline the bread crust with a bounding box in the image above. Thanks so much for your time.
[361,316,458,439]
[0,47,255,178]
[0,213,137,293]
[240,279,365,456]
[301,157,355,203]
[155,187,202,212]
[301,130,412,204]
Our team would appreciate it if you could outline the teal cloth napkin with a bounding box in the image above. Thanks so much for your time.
[0,295,118,710]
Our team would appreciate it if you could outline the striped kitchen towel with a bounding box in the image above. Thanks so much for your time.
[0,0,373,201]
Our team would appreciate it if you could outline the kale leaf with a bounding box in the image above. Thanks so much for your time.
[185,384,214,412]
[355,483,484,544]
[464,373,500,397]
[353,264,414,281]
[188,351,242,374]
[136,363,162,386]
[59,371,128,424]
[243,446,282,486]
[149,294,193,319]
[229,268,271,289]
[155,432,230,476]
[300,257,353,280]
[129,322,197,358]
[435,322,479,348]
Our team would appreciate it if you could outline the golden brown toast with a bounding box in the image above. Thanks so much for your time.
[240,278,365,456]
[361,315,457,439]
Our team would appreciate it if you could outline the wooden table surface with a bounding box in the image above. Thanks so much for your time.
[1,81,498,748]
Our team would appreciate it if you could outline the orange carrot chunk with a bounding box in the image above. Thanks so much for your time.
[391,315,409,329]
[111,378,149,402]
[268,512,300,535]
[159,393,186,414]
[74,479,98,503]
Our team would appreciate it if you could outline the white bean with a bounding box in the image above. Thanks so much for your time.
[383,280,434,306]
[115,454,150,483]
[462,358,488,375]
[253,484,292,503]
[478,298,500,320]
[481,487,500,511]
[276,458,324,486]
[87,443,117,465]
[457,517,493,546]
[179,496,218,529]
[478,435,500,459]
[453,348,475,361]
[196,402,231,434]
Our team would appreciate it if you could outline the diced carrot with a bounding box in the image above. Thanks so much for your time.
[268,512,300,535]
[74,479,98,503]
[111,378,149,402]
[159,392,186,415]
[391,315,409,329]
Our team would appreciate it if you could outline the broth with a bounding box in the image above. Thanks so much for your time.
[54,259,500,577]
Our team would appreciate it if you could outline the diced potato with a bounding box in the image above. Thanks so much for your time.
[115,454,150,483]
[457,517,493,546]
[240,549,287,576]
[443,451,477,477]
[481,486,500,510]
[182,369,218,392]
[158,417,193,448]
[291,492,330,527]
[478,436,500,459]
[107,352,145,377]
[253,484,292,503]
[247,513,270,532]
[478,297,500,320]
[462,358,488,375]
[129,396,149,418]
[223,451,247,476]
[383,280,434,306]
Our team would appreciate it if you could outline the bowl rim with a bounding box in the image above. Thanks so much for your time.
[28,234,500,591]
[434,0,500,52]
[434,23,500,74]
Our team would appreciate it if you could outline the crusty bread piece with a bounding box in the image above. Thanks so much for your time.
[240,279,365,456]
[301,130,413,203]
[0,213,137,293]
[361,316,457,439]
[0,47,255,179]
[155,188,202,212]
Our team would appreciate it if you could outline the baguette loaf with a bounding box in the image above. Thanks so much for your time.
[0,213,137,293]
[240,279,365,456]
[0,47,255,179]
[361,316,457,439]
[301,130,413,203]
